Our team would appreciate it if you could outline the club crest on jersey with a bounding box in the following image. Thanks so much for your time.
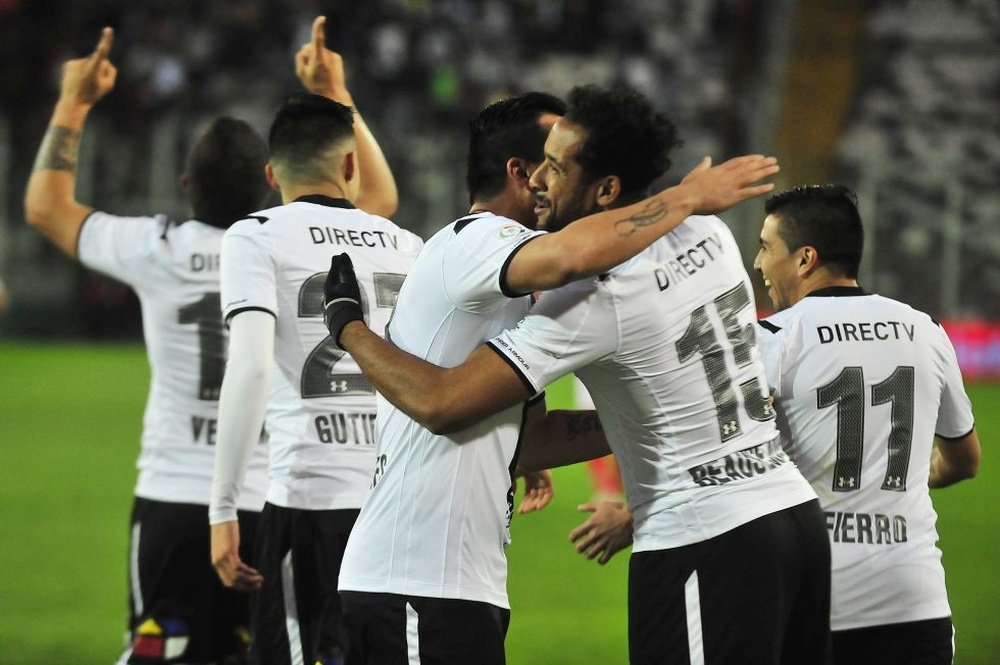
[498,223,529,240]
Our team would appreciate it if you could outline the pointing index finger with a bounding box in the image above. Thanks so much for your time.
[312,16,326,50]
[93,26,113,61]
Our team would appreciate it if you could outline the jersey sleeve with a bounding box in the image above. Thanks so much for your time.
[443,219,544,313]
[220,220,278,324]
[934,324,975,438]
[76,211,167,287]
[756,318,785,396]
[487,280,615,394]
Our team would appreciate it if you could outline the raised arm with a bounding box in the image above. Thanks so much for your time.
[929,429,981,488]
[24,27,117,258]
[296,15,398,217]
[503,154,779,294]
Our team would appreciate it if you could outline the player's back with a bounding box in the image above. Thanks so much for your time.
[78,211,268,508]
[221,196,422,510]
[339,211,543,609]
[539,215,815,551]
[759,289,973,628]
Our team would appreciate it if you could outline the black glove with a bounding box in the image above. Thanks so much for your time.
[323,253,365,349]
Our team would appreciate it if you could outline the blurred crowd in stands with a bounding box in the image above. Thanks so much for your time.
[1,0,757,233]
[835,0,1000,319]
[0,0,997,335]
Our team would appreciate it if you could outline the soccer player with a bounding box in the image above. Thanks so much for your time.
[323,84,801,664]
[24,28,271,664]
[753,185,981,665]
[207,19,419,665]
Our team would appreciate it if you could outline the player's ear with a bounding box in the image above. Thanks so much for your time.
[343,151,356,183]
[265,163,281,192]
[798,245,820,275]
[507,158,531,184]
[595,176,622,207]
[178,173,190,192]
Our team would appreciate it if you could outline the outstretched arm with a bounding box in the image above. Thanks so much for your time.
[345,322,529,434]
[503,154,779,294]
[324,252,533,434]
[24,27,117,258]
[929,429,981,488]
[296,15,398,217]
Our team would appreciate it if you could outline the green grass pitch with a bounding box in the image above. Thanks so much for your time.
[0,342,996,664]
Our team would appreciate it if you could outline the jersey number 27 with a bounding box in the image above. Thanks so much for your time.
[298,271,406,398]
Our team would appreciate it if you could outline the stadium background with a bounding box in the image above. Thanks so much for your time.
[0,0,997,663]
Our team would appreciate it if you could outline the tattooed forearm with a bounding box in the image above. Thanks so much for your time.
[33,126,81,172]
[565,412,603,441]
[613,199,669,237]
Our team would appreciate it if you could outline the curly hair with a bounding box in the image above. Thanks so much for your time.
[564,84,681,203]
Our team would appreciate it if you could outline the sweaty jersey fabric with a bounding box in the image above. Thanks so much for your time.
[78,211,268,509]
[489,215,816,552]
[220,195,422,513]
[337,212,545,609]
[757,287,974,630]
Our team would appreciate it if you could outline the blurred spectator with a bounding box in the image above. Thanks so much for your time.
[0,0,772,337]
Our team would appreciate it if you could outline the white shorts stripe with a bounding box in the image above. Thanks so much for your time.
[685,570,704,665]
[406,601,421,664]
[129,521,144,617]
[281,551,304,665]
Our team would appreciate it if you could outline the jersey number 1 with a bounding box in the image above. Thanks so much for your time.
[177,293,225,400]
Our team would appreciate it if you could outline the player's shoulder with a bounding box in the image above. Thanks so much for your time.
[675,213,730,234]
[84,210,168,237]
[659,213,737,252]
[169,218,225,242]
[80,211,176,260]
[224,207,281,237]
[683,213,727,227]
[425,212,535,258]
[361,210,425,250]
[867,293,937,323]
[454,212,534,240]
[757,299,804,337]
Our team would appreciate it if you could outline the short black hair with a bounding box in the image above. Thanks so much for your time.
[466,92,566,204]
[188,117,270,229]
[565,84,680,203]
[764,185,864,278]
[269,93,355,184]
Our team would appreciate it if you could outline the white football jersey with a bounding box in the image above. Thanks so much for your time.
[337,211,545,609]
[757,287,974,630]
[490,215,816,552]
[78,211,268,509]
[221,196,422,511]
